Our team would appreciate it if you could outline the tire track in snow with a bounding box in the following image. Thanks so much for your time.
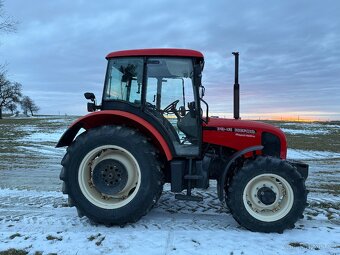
[0,187,233,231]
[0,186,337,232]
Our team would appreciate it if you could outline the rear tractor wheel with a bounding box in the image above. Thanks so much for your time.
[226,156,307,233]
[60,125,163,225]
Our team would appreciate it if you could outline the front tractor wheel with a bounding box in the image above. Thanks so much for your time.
[60,125,163,225]
[226,157,307,233]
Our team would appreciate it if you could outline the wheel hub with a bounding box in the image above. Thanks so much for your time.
[92,159,128,196]
[257,187,276,205]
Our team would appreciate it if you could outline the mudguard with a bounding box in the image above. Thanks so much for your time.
[217,145,264,201]
[56,110,173,160]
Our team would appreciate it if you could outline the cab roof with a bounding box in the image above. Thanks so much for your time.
[106,48,204,59]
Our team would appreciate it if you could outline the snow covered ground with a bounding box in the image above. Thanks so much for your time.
[280,121,339,136]
[281,128,330,135]
[287,149,340,160]
[0,117,339,255]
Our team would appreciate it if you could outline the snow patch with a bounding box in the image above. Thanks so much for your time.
[20,130,64,143]
[0,188,62,198]
[281,128,329,135]
[18,145,64,156]
[281,122,340,129]
[287,149,340,160]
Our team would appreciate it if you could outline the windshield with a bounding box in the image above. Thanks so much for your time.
[104,57,143,105]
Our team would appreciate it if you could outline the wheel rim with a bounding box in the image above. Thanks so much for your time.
[242,173,294,222]
[78,145,141,209]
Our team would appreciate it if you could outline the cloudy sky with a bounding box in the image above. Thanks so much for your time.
[1,0,339,120]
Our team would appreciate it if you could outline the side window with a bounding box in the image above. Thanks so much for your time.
[146,58,195,111]
[104,58,143,105]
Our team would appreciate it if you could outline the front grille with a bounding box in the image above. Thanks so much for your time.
[261,132,281,158]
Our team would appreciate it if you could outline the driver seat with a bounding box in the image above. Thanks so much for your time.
[177,112,198,142]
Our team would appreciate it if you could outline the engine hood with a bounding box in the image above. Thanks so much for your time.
[203,118,287,159]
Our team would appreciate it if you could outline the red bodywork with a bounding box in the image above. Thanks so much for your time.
[106,48,204,59]
[58,111,287,161]
[203,118,287,159]
[57,111,173,160]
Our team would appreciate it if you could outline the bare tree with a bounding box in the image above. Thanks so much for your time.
[0,73,22,119]
[6,102,17,114]
[0,0,16,33]
[0,1,19,119]
[21,96,40,116]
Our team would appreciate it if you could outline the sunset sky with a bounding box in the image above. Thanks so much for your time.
[1,0,339,120]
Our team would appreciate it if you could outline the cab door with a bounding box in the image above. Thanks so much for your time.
[145,57,201,157]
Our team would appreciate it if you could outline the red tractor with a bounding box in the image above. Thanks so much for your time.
[57,49,308,233]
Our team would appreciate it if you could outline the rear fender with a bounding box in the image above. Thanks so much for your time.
[56,110,174,161]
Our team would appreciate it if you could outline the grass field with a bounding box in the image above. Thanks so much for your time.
[0,116,75,171]
[265,120,340,152]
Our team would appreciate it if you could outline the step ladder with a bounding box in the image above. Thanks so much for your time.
[175,158,203,202]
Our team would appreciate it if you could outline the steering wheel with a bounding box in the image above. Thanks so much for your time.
[162,100,179,113]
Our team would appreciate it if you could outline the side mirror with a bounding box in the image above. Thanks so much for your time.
[84,92,95,102]
[84,92,100,112]
[200,86,205,98]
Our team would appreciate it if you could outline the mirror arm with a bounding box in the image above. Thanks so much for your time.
[200,98,209,124]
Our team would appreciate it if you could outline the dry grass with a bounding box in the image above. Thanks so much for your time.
[9,233,21,239]
[0,116,76,170]
[46,234,63,241]
[318,183,340,195]
[0,249,28,255]
[264,120,340,152]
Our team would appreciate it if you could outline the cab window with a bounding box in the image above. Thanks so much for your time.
[104,58,143,105]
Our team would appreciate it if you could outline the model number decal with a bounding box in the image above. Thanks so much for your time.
[216,127,256,134]
[217,127,233,132]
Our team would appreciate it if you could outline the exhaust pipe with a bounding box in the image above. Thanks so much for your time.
[232,52,240,119]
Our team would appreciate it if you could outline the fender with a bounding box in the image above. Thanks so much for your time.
[56,110,174,160]
[217,145,264,201]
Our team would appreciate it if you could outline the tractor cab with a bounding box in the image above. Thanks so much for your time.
[98,49,206,157]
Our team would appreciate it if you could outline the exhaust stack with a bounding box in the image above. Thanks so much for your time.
[232,52,240,120]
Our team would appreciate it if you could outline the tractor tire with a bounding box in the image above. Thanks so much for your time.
[226,156,307,233]
[60,125,163,225]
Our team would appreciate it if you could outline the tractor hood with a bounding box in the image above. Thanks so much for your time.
[203,118,287,159]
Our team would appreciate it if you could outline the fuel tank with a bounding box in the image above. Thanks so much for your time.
[203,118,287,159]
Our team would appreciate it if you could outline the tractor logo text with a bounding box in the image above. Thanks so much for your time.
[234,128,256,134]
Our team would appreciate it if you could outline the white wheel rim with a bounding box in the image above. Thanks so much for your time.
[78,145,141,209]
[242,173,294,222]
